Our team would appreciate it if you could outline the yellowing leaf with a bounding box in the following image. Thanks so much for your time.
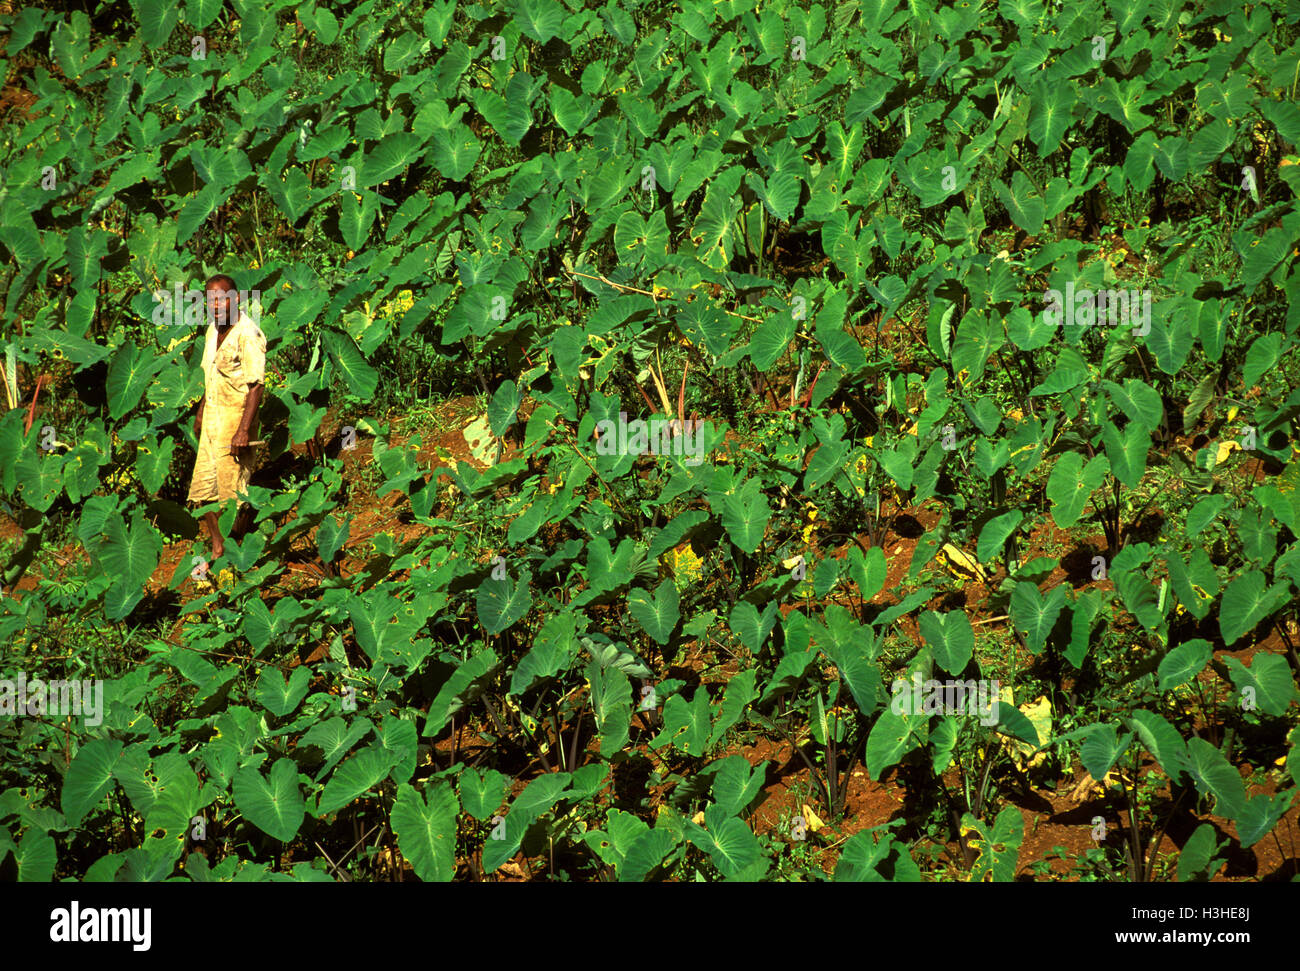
[1002,694,1052,771]
[801,804,824,832]
[940,543,988,583]
[1215,440,1239,464]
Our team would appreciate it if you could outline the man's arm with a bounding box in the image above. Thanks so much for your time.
[193,395,205,439]
[229,383,263,453]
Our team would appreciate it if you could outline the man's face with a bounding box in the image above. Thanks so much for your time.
[207,285,238,329]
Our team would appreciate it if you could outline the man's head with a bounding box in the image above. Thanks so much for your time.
[205,274,239,329]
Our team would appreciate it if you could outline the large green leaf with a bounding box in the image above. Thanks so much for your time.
[298,718,374,776]
[1027,77,1075,156]
[390,782,459,882]
[684,804,761,878]
[1218,570,1281,645]
[321,329,379,401]
[510,613,580,696]
[16,449,66,514]
[1236,792,1294,849]
[992,702,1041,747]
[551,85,597,136]
[950,309,1002,383]
[105,341,155,419]
[0,210,45,274]
[1182,737,1246,820]
[1237,225,1294,295]
[473,78,535,147]
[355,132,425,189]
[476,572,533,634]
[834,827,921,881]
[651,689,713,756]
[919,609,974,675]
[587,660,632,757]
[717,476,771,554]
[14,830,56,882]
[95,513,164,621]
[1127,710,1187,785]
[186,0,225,29]
[481,771,570,872]
[1079,723,1128,782]
[976,509,1023,564]
[62,739,125,828]
[1064,589,1103,669]
[1009,582,1067,654]
[1113,567,1164,633]
[614,209,669,270]
[709,669,758,747]
[233,759,306,842]
[317,744,398,816]
[847,544,888,602]
[423,649,500,736]
[865,707,927,779]
[709,755,766,816]
[1224,653,1297,717]
[617,827,678,881]
[338,191,378,251]
[961,807,1024,882]
[1188,118,1233,170]
[1157,639,1211,692]
[1175,826,1222,883]
[729,600,780,653]
[458,768,510,821]
[755,170,801,221]
[1101,420,1148,489]
[627,579,680,645]
[131,0,179,47]
[135,435,177,495]
[427,127,481,180]
[994,172,1045,235]
[1146,312,1194,374]
[515,0,565,43]
[1046,451,1109,528]
[692,166,742,270]
[254,666,312,718]
[747,312,796,371]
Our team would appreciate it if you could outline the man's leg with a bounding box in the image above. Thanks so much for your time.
[228,449,258,545]
[202,510,225,561]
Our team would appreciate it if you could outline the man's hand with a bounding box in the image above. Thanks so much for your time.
[231,382,263,458]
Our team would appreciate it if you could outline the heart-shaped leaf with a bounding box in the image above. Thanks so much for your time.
[919,609,974,675]
[234,759,306,842]
[390,782,458,882]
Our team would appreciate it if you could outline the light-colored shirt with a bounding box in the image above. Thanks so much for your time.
[188,310,266,505]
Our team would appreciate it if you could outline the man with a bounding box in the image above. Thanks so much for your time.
[188,274,266,567]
